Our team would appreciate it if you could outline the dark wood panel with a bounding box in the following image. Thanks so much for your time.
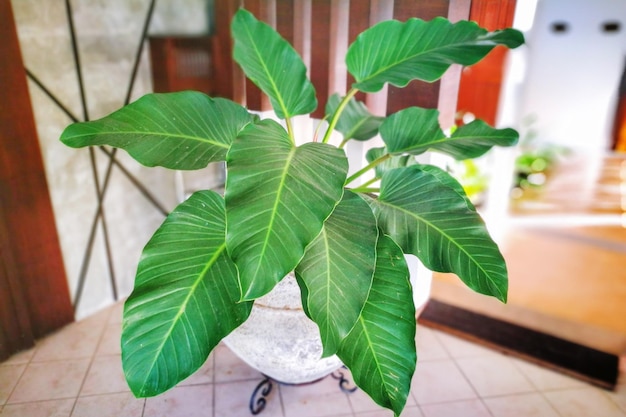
[386,0,451,114]
[347,0,371,103]
[213,0,244,102]
[243,0,272,111]
[310,0,332,118]
[276,0,295,44]
[149,37,214,94]
[420,299,620,389]
[0,1,73,340]
[0,193,34,361]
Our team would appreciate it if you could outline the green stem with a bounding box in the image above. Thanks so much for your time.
[359,176,379,188]
[322,88,358,144]
[345,153,391,186]
[286,117,295,143]
[350,186,380,194]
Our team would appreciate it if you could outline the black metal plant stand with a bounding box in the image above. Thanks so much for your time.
[249,366,357,415]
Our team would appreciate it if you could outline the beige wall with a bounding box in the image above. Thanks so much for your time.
[11,0,210,319]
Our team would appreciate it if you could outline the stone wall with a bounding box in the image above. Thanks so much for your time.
[11,0,211,319]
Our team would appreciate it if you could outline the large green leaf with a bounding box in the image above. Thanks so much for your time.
[366,147,418,178]
[60,92,256,169]
[379,107,443,155]
[295,190,378,357]
[337,235,416,416]
[380,107,518,159]
[367,165,508,301]
[325,93,384,141]
[225,119,348,301]
[121,191,252,397]
[346,17,524,93]
[441,119,519,159]
[232,8,317,119]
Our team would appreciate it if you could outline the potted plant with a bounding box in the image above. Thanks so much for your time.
[60,9,523,416]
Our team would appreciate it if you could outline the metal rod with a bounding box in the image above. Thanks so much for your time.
[25,68,169,218]
[25,69,80,123]
[69,0,159,310]
[124,0,157,106]
[65,0,121,310]
[97,147,169,216]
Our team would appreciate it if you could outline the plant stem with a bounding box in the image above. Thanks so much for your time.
[345,153,391,186]
[350,186,380,194]
[286,117,295,143]
[322,88,358,144]
[359,176,379,189]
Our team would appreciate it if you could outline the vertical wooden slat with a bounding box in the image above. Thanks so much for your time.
[456,0,517,126]
[347,0,371,103]
[213,0,244,102]
[438,0,472,128]
[386,0,451,115]
[310,0,333,118]
[243,0,273,111]
[0,1,73,339]
[276,0,295,44]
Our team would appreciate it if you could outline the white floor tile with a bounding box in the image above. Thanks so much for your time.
[455,355,535,397]
[0,398,74,417]
[483,392,560,417]
[544,387,626,417]
[7,359,90,403]
[0,364,26,405]
[80,355,129,396]
[412,360,477,405]
[72,392,145,417]
[144,384,213,417]
[281,375,352,417]
[215,379,284,417]
[213,344,263,383]
[607,383,626,413]
[32,318,106,362]
[415,327,449,362]
[435,333,498,358]
[511,358,588,391]
[420,399,491,417]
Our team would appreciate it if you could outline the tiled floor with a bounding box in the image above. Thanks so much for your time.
[1,302,625,417]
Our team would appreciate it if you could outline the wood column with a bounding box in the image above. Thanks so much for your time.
[0,1,73,356]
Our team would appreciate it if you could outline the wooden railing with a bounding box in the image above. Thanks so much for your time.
[150,0,471,127]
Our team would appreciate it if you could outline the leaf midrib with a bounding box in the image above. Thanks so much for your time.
[375,197,504,300]
[356,26,490,87]
[241,20,289,119]
[66,131,230,149]
[138,241,227,393]
[248,146,297,291]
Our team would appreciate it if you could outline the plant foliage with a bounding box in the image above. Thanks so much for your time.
[60,8,523,416]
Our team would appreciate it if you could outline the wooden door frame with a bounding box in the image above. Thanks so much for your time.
[0,1,73,361]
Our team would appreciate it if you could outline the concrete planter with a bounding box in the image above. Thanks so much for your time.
[224,259,432,384]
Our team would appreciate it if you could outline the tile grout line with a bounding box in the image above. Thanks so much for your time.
[3,329,40,407]
[430,330,500,417]
[211,349,216,417]
[69,304,115,417]
[508,358,567,417]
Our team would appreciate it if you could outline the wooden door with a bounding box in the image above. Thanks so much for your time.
[0,1,73,361]
[456,0,517,126]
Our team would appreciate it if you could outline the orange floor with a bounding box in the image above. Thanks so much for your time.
[433,152,626,355]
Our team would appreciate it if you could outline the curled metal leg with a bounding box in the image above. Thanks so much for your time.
[331,366,358,393]
[250,376,273,415]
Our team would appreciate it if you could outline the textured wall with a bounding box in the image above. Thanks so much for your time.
[11,0,210,319]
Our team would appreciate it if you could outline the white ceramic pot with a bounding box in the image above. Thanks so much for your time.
[223,274,342,384]
[224,260,433,384]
